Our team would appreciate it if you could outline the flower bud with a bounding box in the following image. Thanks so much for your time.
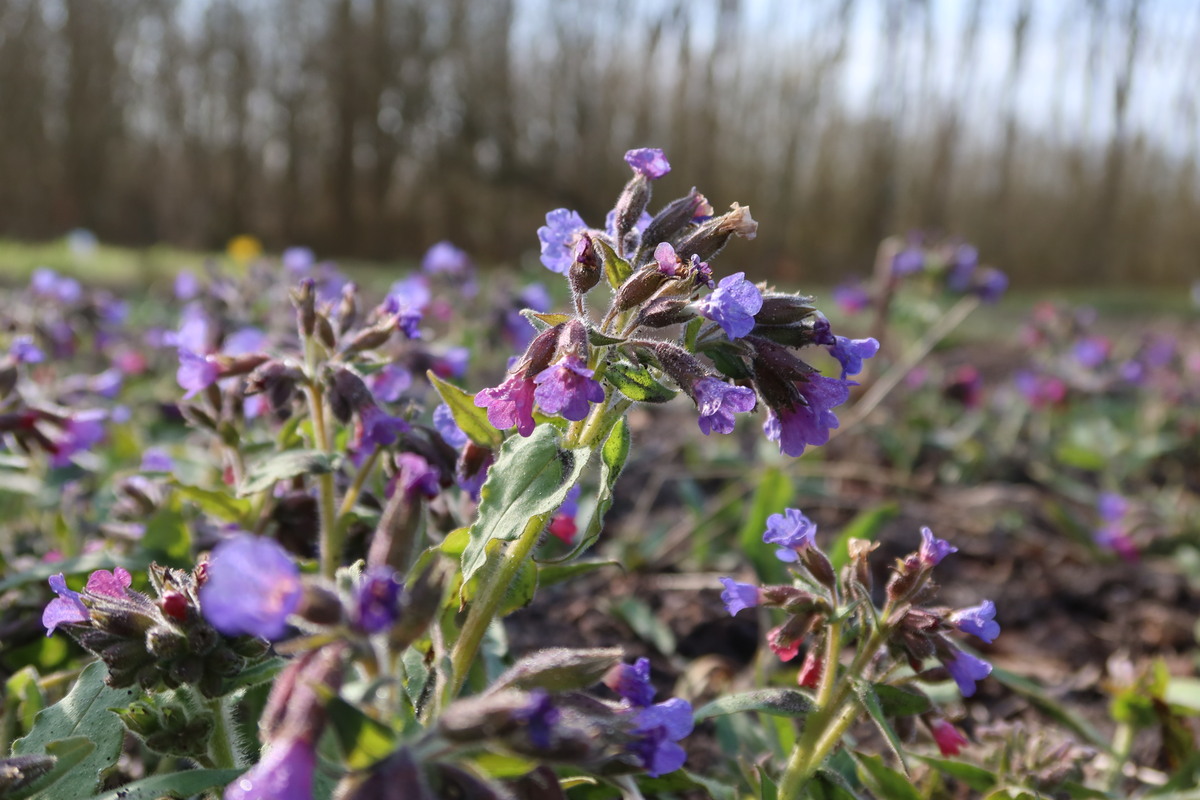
[800,547,836,590]
[490,647,625,693]
[315,313,337,349]
[748,337,818,383]
[0,755,56,796]
[637,298,695,329]
[260,642,347,743]
[341,319,395,356]
[674,203,757,264]
[334,748,435,800]
[144,625,187,659]
[612,268,669,314]
[569,233,603,297]
[245,360,304,418]
[611,174,652,256]
[754,294,817,326]
[847,538,879,594]
[296,584,344,626]
[638,188,711,260]
[291,278,317,338]
[336,282,359,335]
[522,324,564,376]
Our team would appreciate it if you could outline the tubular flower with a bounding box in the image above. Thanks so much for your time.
[950,600,1000,644]
[693,377,756,435]
[718,578,760,616]
[762,375,852,457]
[199,534,302,640]
[696,272,763,340]
[533,354,605,422]
[762,507,817,562]
[475,374,537,437]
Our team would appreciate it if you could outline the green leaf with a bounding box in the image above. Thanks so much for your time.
[738,468,793,582]
[221,657,285,693]
[853,680,908,775]
[6,737,94,800]
[547,417,630,563]
[809,766,863,800]
[914,755,997,792]
[828,504,897,570]
[520,310,571,330]
[587,328,626,347]
[327,696,398,769]
[694,689,816,721]
[538,559,621,587]
[462,541,539,615]
[5,666,45,735]
[238,449,340,497]
[13,662,134,800]
[606,360,677,403]
[990,667,1109,750]
[596,237,633,290]
[701,341,753,380]
[170,481,254,526]
[84,769,244,800]
[853,752,921,800]
[427,371,503,449]
[872,684,930,718]
[460,425,590,587]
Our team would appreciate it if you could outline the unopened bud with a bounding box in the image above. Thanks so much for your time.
[748,337,818,383]
[675,203,757,264]
[342,320,395,355]
[569,233,602,297]
[755,294,817,326]
[491,647,624,694]
[291,278,316,338]
[296,584,344,626]
[315,313,337,349]
[521,324,563,376]
[650,343,707,397]
[611,175,652,256]
[848,538,879,593]
[337,282,359,335]
[801,547,836,590]
[612,268,668,313]
[637,298,695,329]
[639,188,711,260]
[144,626,187,659]
[558,319,589,356]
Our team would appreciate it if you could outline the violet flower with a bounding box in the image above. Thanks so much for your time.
[283,246,316,274]
[832,282,870,315]
[199,534,302,640]
[624,148,671,179]
[892,248,925,276]
[762,375,852,457]
[421,241,472,277]
[763,508,817,562]
[50,410,108,467]
[356,404,410,449]
[392,452,441,501]
[514,690,561,750]
[352,567,402,634]
[918,526,957,566]
[929,719,968,756]
[224,736,315,800]
[973,268,1008,303]
[696,272,763,340]
[537,209,588,274]
[942,650,992,698]
[605,657,655,708]
[140,448,174,473]
[693,377,756,435]
[950,600,1000,644]
[475,374,537,437]
[177,349,220,398]
[432,403,468,449]
[828,336,879,378]
[533,354,605,422]
[718,578,760,616]
[9,335,44,364]
[369,364,413,403]
[630,698,693,777]
[42,574,90,635]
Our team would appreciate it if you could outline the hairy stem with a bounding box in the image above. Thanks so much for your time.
[304,382,340,578]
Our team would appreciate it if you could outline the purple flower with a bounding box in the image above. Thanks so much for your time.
[514,690,561,750]
[828,336,880,378]
[972,268,1008,304]
[51,409,108,467]
[10,335,44,364]
[199,534,302,640]
[605,657,655,708]
[946,245,978,292]
[173,302,214,354]
[31,268,82,304]
[393,452,441,501]
[283,246,316,274]
[177,349,220,398]
[141,448,174,473]
[42,574,90,635]
[762,507,817,562]
[1097,493,1129,523]
[1073,336,1110,369]
[223,327,268,357]
[533,355,605,422]
[624,148,671,179]
[537,209,588,274]
[352,567,402,634]
[832,282,870,315]
[630,698,693,777]
[696,272,763,340]
[431,347,470,379]
[762,375,852,457]
[433,403,468,449]
[476,374,537,437]
[369,364,413,403]
[950,600,1000,644]
[520,283,553,313]
[942,650,992,698]
[224,736,315,800]
[356,404,410,449]
[693,377,756,435]
[918,526,957,566]
[384,274,432,312]
[1094,525,1139,562]
[174,270,200,301]
[421,241,473,277]
[892,248,925,276]
[718,577,760,616]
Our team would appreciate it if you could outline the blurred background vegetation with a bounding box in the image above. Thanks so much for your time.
[0,0,1195,287]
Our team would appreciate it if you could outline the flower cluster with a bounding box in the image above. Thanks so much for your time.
[721,509,999,757]
[475,148,876,457]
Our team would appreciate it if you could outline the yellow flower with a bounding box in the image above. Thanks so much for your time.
[226,235,263,265]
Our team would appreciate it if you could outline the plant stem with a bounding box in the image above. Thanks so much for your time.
[338,446,380,523]
[304,382,340,578]
[445,510,554,701]
[207,696,240,769]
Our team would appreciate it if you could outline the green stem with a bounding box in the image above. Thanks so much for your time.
[338,446,380,524]
[1107,722,1134,791]
[445,510,554,701]
[304,383,340,578]
[206,697,240,769]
